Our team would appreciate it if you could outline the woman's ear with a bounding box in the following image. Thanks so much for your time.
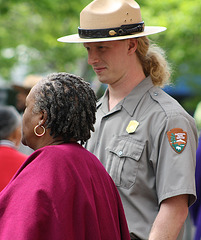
[127,38,138,55]
[39,110,48,126]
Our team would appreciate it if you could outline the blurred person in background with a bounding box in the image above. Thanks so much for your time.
[190,102,201,240]
[0,106,27,191]
[13,74,42,155]
[194,101,201,134]
[0,72,130,239]
[190,136,201,240]
[13,75,42,113]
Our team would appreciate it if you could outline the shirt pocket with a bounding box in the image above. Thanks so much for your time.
[106,136,144,189]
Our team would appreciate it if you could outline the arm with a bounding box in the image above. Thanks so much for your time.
[149,194,188,240]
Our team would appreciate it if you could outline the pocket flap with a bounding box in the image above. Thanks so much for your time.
[107,137,144,161]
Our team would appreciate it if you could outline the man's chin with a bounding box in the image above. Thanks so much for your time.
[96,75,108,84]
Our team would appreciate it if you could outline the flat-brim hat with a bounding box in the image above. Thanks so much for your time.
[57,0,166,43]
[13,75,43,92]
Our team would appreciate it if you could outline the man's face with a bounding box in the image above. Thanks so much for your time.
[83,40,131,86]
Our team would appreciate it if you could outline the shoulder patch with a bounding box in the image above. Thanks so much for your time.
[167,128,187,154]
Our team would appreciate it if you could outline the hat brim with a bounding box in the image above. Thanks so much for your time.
[12,85,31,92]
[57,26,166,43]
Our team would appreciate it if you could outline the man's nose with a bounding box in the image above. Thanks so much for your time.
[87,50,99,65]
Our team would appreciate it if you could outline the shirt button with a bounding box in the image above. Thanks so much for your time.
[118,150,123,156]
[154,92,158,96]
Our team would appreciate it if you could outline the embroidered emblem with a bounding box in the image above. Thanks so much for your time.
[126,120,139,134]
[167,128,187,154]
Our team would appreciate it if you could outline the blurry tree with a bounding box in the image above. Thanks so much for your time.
[140,0,201,112]
[0,0,89,80]
[140,0,201,79]
[0,0,200,95]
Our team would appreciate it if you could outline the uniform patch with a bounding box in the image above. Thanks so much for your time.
[167,128,187,154]
[126,120,139,134]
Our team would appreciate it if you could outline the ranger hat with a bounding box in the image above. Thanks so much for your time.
[13,75,42,93]
[57,0,166,43]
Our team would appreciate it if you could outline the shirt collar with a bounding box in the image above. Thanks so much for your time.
[97,76,154,116]
[0,140,16,149]
[123,76,154,116]
[97,89,109,113]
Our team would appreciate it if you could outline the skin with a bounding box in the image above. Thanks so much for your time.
[7,125,22,148]
[84,38,189,239]
[15,90,29,113]
[22,84,64,151]
[149,195,189,240]
[84,39,145,110]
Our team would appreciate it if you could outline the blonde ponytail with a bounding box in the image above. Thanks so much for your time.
[136,36,171,87]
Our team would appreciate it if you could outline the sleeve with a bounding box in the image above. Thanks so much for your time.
[153,113,197,206]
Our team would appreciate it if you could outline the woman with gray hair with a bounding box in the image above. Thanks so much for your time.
[0,106,27,191]
[0,72,130,240]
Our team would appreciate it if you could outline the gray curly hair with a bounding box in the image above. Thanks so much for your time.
[32,72,97,145]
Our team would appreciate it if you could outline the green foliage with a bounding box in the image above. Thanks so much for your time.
[0,0,200,97]
[142,0,201,112]
[141,0,201,79]
[0,0,88,79]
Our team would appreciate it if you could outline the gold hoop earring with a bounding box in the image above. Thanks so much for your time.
[34,125,46,137]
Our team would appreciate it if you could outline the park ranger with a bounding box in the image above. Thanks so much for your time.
[58,0,198,239]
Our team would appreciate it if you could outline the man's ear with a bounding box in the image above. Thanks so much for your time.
[127,38,138,55]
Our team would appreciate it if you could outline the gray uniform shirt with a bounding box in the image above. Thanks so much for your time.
[86,76,197,239]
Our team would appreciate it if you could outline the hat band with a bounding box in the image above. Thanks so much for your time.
[78,22,144,39]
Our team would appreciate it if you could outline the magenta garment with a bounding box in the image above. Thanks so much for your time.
[0,143,130,240]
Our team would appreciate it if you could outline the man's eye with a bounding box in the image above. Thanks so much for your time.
[83,45,89,50]
[98,46,106,50]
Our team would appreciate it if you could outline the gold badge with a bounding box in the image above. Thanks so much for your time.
[126,120,139,134]
[167,128,187,154]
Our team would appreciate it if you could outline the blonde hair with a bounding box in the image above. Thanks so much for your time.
[136,36,171,87]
